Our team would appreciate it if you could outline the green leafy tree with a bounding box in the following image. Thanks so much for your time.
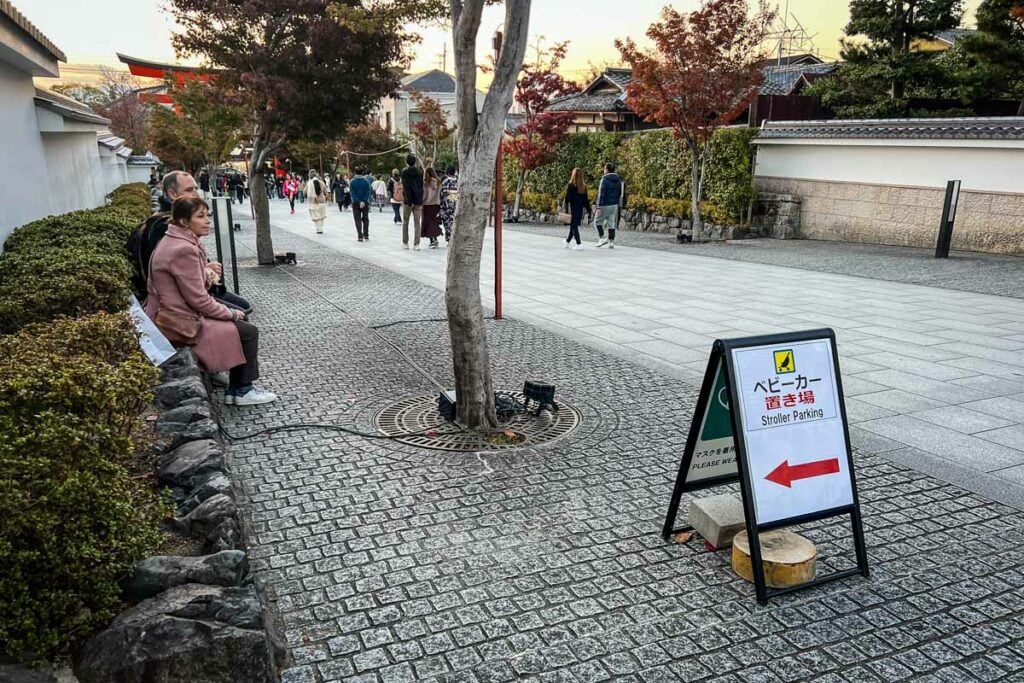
[807,0,963,118]
[148,79,244,175]
[169,0,415,264]
[945,0,1024,113]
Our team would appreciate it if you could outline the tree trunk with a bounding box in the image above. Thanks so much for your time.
[512,168,527,220]
[447,0,532,430]
[445,156,497,429]
[250,140,275,265]
[688,136,703,238]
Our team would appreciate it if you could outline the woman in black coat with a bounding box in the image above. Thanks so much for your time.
[563,167,592,250]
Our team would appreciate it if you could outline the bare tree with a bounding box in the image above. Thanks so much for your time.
[445,0,531,429]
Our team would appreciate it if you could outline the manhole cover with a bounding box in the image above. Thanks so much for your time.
[374,392,582,452]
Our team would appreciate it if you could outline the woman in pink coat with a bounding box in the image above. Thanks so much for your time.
[284,174,300,214]
[146,197,277,406]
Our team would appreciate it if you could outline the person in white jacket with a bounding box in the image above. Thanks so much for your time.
[306,171,328,234]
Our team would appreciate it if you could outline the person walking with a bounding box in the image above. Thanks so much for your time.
[306,171,328,234]
[339,172,352,211]
[562,167,592,250]
[198,170,211,200]
[422,166,443,249]
[146,196,276,406]
[372,175,388,212]
[284,174,300,214]
[349,167,372,242]
[439,166,458,243]
[234,174,245,204]
[387,169,403,224]
[400,156,424,250]
[594,162,625,249]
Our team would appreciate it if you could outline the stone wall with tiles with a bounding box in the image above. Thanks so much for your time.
[755,177,1024,255]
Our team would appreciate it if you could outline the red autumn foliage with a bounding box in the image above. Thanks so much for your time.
[503,41,579,216]
[410,92,453,159]
[616,0,774,231]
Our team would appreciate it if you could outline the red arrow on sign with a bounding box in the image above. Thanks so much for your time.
[765,458,841,488]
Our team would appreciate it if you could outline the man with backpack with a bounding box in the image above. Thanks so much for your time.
[349,167,373,242]
[127,171,251,315]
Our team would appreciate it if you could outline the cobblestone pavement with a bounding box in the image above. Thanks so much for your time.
[502,221,1024,300]
[264,202,1024,511]
[217,215,1024,682]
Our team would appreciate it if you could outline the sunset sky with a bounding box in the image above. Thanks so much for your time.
[23,0,981,87]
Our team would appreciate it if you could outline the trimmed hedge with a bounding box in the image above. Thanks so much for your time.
[0,313,163,665]
[0,184,150,333]
[505,128,758,224]
[0,184,164,665]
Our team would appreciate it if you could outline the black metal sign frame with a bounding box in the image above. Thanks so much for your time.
[211,197,240,294]
[662,328,870,605]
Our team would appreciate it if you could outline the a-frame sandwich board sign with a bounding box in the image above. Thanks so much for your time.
[662,328,870,605]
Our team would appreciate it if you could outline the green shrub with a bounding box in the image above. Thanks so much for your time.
[0,247,133,333]
[0,314,162,665]
[505,128,757,225]
[520,191,560,214]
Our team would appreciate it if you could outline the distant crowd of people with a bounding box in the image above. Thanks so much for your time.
[274,155,460,249]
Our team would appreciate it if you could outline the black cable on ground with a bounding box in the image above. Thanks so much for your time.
[217,421,462,442]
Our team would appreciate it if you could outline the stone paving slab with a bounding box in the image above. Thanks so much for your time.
[503,221,1024,299]
[218,216,1024,682]
[263,201,1024,509]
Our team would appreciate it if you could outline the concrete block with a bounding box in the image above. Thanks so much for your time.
[689,494,746,550]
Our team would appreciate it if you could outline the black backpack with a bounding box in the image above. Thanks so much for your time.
[126,213,170,300]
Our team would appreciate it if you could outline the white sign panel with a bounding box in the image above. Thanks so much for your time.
[731,338,854,525]
[128,295,177,366]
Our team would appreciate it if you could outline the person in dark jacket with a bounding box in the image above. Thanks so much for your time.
[349,168,373,241]
[562,167,592,250]
[594,162,625,249]
[128,171,252,316]
[400,155,424,250]
[387,169,402,224]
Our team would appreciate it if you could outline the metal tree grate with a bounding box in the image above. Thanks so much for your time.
[374,392,582,452]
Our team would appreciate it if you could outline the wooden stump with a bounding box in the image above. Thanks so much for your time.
[732,530,816,588]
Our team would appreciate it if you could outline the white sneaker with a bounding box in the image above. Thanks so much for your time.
[608,242,615,249]
[413,245,420,251]
[564,241,571,249]
[573,244,584,251]
[596,238,608,248]
[233,386,278,406]
[403,243,409,250]
[211,371,230,386]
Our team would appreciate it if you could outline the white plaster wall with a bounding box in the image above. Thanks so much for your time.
[0,61,54,246]
[755,139,1024,194]
[127,166,156,184]
[41,132,104,215]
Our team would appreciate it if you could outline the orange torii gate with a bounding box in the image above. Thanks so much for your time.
[117,53,220,108]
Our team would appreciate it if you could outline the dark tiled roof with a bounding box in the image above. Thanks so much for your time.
[756,117,1024,141]
[932,28,975,45]
[0,0,65,61]
[761,62,838,96]
[546,92,626,113]
[759,53,823,67]
[603,68,633,90]
[401,69,456,94]
[34,87,110,125]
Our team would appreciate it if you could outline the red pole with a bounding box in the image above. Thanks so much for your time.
[493,31,503,321]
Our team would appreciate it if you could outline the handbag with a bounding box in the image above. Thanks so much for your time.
[557,200,572,225]
[155,309,202,346]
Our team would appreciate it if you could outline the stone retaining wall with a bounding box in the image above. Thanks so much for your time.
[514,208,754,242]
[755,177,1024,255]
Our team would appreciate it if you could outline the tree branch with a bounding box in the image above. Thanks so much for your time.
[479,0,532,140]
[451,0,483,149]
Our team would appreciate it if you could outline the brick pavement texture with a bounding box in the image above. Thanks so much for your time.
[220,228,1024,682]
[503,222,1024,300]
